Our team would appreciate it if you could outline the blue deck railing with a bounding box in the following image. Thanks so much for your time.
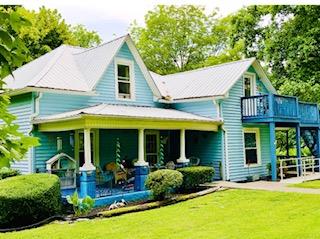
[241,94,319,125]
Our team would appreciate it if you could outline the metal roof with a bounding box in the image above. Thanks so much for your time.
[151,58,276,100]
[33,103,222,124]
[3,35,162,96]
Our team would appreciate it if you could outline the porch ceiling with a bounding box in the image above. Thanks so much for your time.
[33,104,222,132]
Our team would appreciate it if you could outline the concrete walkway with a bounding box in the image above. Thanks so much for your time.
[208,181,320,194]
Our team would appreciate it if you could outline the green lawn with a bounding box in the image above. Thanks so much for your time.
[290,180,320,189]
[2,189,320,239]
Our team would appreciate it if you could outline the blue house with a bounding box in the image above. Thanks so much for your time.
[4,35,320,203]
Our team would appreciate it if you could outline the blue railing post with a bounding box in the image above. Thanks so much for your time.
[268,94,274,118]
[295,124,302,176]
[295,97,300,119]
[269,122,277,181]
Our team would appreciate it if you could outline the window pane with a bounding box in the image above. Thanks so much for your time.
[245,149,258,164]
[118,64,130,79]
[244,77,251,97]
[244,132,256,148]
[118,82,130,94]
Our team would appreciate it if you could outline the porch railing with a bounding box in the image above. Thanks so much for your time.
[279,156,320,181]
[241,94,320,124]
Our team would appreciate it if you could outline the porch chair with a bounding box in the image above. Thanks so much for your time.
[189,156,200,166]
[96,165,114,188]
[106,162,127,184]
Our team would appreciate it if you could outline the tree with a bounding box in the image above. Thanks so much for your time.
[71,24,101,48]
[0,8,39,167]
[228,5,320,103]
[5,7,102,63]
[130,5,219,74]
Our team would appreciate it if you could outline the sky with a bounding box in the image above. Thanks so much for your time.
[0,0,318,42]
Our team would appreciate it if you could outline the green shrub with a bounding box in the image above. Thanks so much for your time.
[0,173,61,228]
[66,191,95,216]
[0,167,20,180]
[177,166,214,190]
[145,169,183,200]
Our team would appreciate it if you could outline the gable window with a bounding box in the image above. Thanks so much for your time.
[115,58,135,100]
[243,73,256,97]
[243,128,261,166]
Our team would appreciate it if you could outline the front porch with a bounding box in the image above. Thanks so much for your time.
[33,104,222,204]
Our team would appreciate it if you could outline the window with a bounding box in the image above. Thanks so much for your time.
[243,73,256,97]
[145,131,159,165]
[243,128,260,166]
[115,59,134,100]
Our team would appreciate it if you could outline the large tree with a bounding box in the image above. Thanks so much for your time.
[130,5,220,74]
[229,5,320,103]
[0,8,39,167]
[6,6,102,62]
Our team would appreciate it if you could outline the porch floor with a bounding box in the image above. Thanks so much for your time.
[280,173,320,184]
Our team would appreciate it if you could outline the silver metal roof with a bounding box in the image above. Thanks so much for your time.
[151,58,276,100]
[33,103,222,123]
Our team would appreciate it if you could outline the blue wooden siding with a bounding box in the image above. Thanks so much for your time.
[221,74,271,181]
[186,130,223,179]
[173,100,218,118]
[88,43,157,107]
[247,66,268,94]
[38,42,158,117]
[33,130,74,172]
[8,93,33,173]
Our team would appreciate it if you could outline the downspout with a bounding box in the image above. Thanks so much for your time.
[29,92,43,173]
[213,99,229,181]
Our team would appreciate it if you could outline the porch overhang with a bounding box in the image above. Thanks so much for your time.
[33,104,222,132]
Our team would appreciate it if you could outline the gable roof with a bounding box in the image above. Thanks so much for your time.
[4,35,162,97]
[151,58,277,101]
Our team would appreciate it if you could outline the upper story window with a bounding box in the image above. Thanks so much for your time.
[115,58,135,100]
[243,73,256,97]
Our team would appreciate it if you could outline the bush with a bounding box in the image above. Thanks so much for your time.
[145,169,183,200]
[66,191,95,216]
[177,166,214,191]
[0,167,20,180]
[0,173,61,228]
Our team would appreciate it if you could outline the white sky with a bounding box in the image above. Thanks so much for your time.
[1,0,319,41]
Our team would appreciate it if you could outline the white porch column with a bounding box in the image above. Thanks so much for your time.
[177,129,189,163]
[80,128,96,171]
[134,128,148,166]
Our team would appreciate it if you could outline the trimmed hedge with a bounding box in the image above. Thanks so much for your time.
[177,166,214,190]
[0,167,20,180]
[0,173,61,228]
[145,169,183,200]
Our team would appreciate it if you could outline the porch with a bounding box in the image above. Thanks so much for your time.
[33,104,222,203]
[241,94,320,181]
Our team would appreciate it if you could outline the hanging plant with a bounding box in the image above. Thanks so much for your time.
[115,138,121,168]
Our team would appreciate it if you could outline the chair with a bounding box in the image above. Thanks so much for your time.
[96,165,114,188]
[106,162,127,184]
[189,156,200,166]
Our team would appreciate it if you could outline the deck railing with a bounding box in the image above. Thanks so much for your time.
[241,94,319,124]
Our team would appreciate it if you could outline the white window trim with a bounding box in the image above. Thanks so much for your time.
[114,58,136,101]
[243,72,256,97]
[243,128,261,167]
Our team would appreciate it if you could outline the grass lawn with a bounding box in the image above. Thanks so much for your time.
[2,189,320,239]
[290,180,320,189]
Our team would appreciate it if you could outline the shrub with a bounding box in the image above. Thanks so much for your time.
[0,167,20,180]
[66,191,95,216]
[145,169,183,200]
[0,173,61,228]
[177,166,214,191]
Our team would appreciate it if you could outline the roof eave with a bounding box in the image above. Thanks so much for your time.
[3,86,97,96]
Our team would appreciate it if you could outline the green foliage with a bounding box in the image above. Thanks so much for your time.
[0,9,39,167]
[0,166,20,179]
[2,6,101,66]
[66,191,95,216]
[145,169,183,200]
[177,166,214,190]
[0,173,61,228]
